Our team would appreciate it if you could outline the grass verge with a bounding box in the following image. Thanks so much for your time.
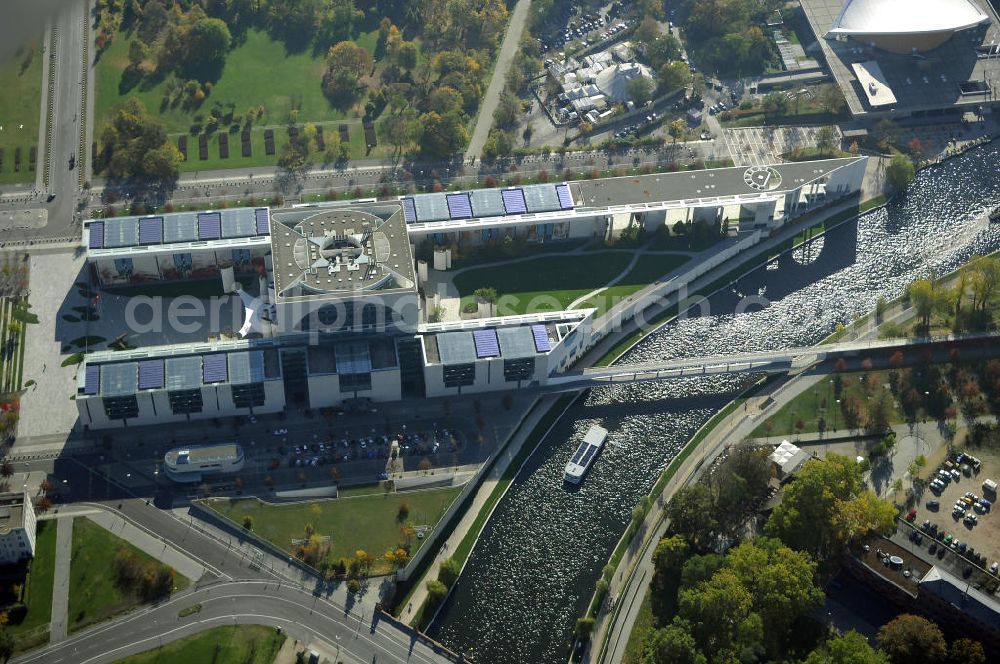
[68,517,190,633]
[0,42,42,185]
[205,486,462,576]
[6,520,57,653]
[112,624,285,664]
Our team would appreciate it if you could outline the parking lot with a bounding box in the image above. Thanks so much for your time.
[536,2,630,56]
[720,125,843,167]
[918,448,1000,572]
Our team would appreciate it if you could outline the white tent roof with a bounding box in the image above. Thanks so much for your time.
[595,62,655,103]
[770,440,810,475]
[236,289,268,338]
[829,0,989,36]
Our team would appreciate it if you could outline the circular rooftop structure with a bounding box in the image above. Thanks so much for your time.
[828,0,990,53]
[271,208,413,297]
[743,166,782,191]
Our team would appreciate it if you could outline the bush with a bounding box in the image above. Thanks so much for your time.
[347,579,361,594]
[438,557,461,588]
[426,579,448,608]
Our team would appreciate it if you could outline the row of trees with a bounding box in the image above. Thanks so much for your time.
[906,256,1000,334]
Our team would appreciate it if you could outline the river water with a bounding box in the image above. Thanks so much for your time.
[429,145,1000,663]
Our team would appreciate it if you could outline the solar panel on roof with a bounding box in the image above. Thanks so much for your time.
[532,324,551,352]
[84,365,100,394]
[104,218,139,248]
[401,198,417,224]
[165,357,203,390]
[556,183,574,209]
[203,353,228,383]
[138,217,163,245]
[473,329,500,358]
[413,193,450,222]
[198,212,222,240]
[446,193,472,219]
[222,208,257,238]
[255,208,270,235]
[501,188,527,215]
[137,359,165,390]
[88,222,105,249]
[100,362,138,397]
[163,214,199,243]
[469,189,505,218]
[522,184,560,213]
[229,351,266,384]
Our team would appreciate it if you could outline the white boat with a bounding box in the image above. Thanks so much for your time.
[564,425,609,484]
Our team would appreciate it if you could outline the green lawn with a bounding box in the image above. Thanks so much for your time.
[205,486,462,576]
[6,520,57,652]
[574,254,691,316]
[0,41,43,185]
[95,28,404,169]
[751,370,903,438]
[453,252,638,315]
[68,517,190,633]
[113,625,285,664]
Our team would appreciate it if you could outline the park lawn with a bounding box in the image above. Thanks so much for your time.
[205,486,462,576]
[112,624,285,664]
[622,593,655,664]
[96,29,351,135]
[452,252,636,315]
[575,253,691,316]
[6,520,57,653]
[0,41,43,185]
[751,369,905,438]
[68,517,190,633]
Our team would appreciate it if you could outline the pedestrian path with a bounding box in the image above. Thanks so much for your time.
[48,516,72,643]
[85,511,208,583]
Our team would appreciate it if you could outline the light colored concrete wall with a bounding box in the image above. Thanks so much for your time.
[307,374,341,408]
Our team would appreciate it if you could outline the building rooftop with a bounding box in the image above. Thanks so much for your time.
[801,0,1000,116]
[164,443,243,469]
[919,565,1000,629]
[421,314,570,366]
[0,492,27,535]
[270,206,415,301]
[85,207,271,255]
[829,0,989,37]
[851,61,898,107]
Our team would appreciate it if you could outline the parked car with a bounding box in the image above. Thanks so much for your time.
[926,499,940,510]
[272,427,288,436]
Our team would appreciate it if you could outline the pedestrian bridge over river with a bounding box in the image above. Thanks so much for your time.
[544,333,1000,392]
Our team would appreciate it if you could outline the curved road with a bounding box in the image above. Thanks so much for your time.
[17,581,448,664]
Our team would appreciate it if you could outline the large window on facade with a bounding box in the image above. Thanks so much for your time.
[443,363,476,388]
[503,357,535,382]
[168,389,203,414]
[232,383,266,408]
[103,395,139,420]
[113,258,134,278]
[172,253,192,271]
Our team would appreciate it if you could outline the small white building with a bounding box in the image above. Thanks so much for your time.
[770,440,810,480]
[0,491,36,564]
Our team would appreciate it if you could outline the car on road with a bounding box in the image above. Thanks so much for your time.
[991,561,999,575]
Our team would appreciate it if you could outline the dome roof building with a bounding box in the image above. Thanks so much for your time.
[828,0,990,53]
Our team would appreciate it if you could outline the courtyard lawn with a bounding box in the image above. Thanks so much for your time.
[205,486,462,576]
[574,253,691,316]
[112,625,285,664]
[6,520,57,653]
[751,369,905,438]
[68,517,190,633]
[0,41,43,185]
[452,252,637,315]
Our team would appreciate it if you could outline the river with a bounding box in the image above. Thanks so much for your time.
[429,145,1000,663]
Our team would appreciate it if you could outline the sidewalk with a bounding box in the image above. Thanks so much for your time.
[82,510,208,582]
[48,517,73,643]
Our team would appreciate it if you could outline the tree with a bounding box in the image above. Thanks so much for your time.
[185,18,232,72]
[762,91,788,115]
[874,119,899,151]
[321,41,372,102]
[948,638,985,664]
[426,579,448,608]
[767,453,893,560]
[650,535,689,620]
[658,61,691,94]
[804,630,889,664]
[627,76,653,106]
[678,567,762,662]
[668,119,686,144]
[907,278,937,330]
[100,97,182,194]
[642,619,706,664]
[666,484,719,551]
[647,34,682,69]
[419,111,468,158]
[0,462,12,479]
[817,126,836,156]
[886,154,915,191]
[0,627,11,662]
[877,615,947,664]
[127,39,148,70]
[438,557,461,588]
[634,16,662,45]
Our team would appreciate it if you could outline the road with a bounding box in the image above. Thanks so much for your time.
[464,0,532,163]
[16,580,451,664]
[0,0,87,243]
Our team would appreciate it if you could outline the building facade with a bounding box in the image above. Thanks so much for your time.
[0,491,37,564]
